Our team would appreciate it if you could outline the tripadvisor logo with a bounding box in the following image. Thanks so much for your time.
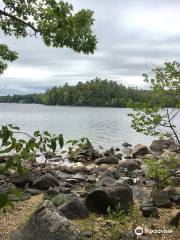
[134,227,144,236]
[134,227,173,236]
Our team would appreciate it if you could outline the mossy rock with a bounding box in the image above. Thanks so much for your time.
[52,193,71,207]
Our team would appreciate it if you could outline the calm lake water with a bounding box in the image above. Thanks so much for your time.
[0,103,176,149]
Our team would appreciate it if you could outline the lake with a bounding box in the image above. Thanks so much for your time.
[0,103,173,149]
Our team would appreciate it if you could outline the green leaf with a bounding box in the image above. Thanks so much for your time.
[5,157,14,170]
[58,134,64,148]
[15,143,23,153]
[34,131,41,137]
[44,131,51,137]
[51,139,57,152]
[0,193,8,208]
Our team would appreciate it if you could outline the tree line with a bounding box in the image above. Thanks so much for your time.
[0,78,179,107]
[0,78,148,107]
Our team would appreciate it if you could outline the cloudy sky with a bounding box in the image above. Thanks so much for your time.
[1,0,180,95]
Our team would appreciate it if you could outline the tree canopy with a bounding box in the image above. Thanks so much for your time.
[0,78,153,107]
[0,0,97,75]
[129,62,180,143]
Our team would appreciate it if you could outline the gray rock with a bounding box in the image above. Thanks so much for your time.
[33,173,59,190]
[132,144,149,158]
[152,190,172,208]
[150,139,175,152]
[25,188,41,196]
[85,185,133,214]
[95,156,119,165]
[87,175,96,183]
[71,173,86,181]
[110,168,120,179]
[47,187,59,196]
[115,177,134,186]
[99,176,116,187]
[132,186,148,201]
[85,189,109,214]
[140,206,158,218]
[0,182,15,193]
[140,201,158,218]
[170,195,180,204]
[10,174,34,187]
[59,187,71,194]
[59,197,89,219]
[118,159,141,171]
[108,185,133,212]
[122,142,132,147]
[115,147,120,151]
[12,201,80,240]
[104,147,115,156]
[56,171,72,180]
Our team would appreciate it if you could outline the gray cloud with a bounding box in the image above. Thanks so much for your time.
[1,0,180,94]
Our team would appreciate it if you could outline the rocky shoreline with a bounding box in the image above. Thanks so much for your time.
[0,138,180,239]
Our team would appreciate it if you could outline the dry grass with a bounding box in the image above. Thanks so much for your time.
[0,194,43,240]
[73,204,180,240]
[0,193,179,240]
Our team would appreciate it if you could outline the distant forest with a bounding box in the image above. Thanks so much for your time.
[0,78,178,107]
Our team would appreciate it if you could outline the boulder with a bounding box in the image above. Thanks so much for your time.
[33,173,59,190]
[118,159,141,171]
[108,185,133,212]
[25,188,41,196]
[52,193,72,207]
[110,168,120,179]
[95,156,119,165]
[58,197,89,219]
[150,139,175,152]
[170,195,180,205]
[132,186,148,201]
[0,182,15,193]
[122,142,132,148]
[140,201,158,218]
[10,174,34,187]
[12,201,80,240]
[87,175,96,183]
[71,173,86,182]
[85,189,109,214]
[132,144,149,158]
[98,176,116,188]
[85,185,133,214]
[47,187,59,196]
[104,148,115,156]
[152,190,172,208]
[115,177,134,186]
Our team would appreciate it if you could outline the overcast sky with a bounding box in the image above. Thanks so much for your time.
[1,0,180,95]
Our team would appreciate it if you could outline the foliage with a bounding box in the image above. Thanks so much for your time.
[67,137,93,161]
[0,0,97,53]
[0,44,18,75]
[0,124,65,209]
[146,156,179,189]
[0,0,97,75]
[129,62,180,143]
[0,124,92,209]
[0,78,154,106]
[106,204,141,239]
[0,124,64,174]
